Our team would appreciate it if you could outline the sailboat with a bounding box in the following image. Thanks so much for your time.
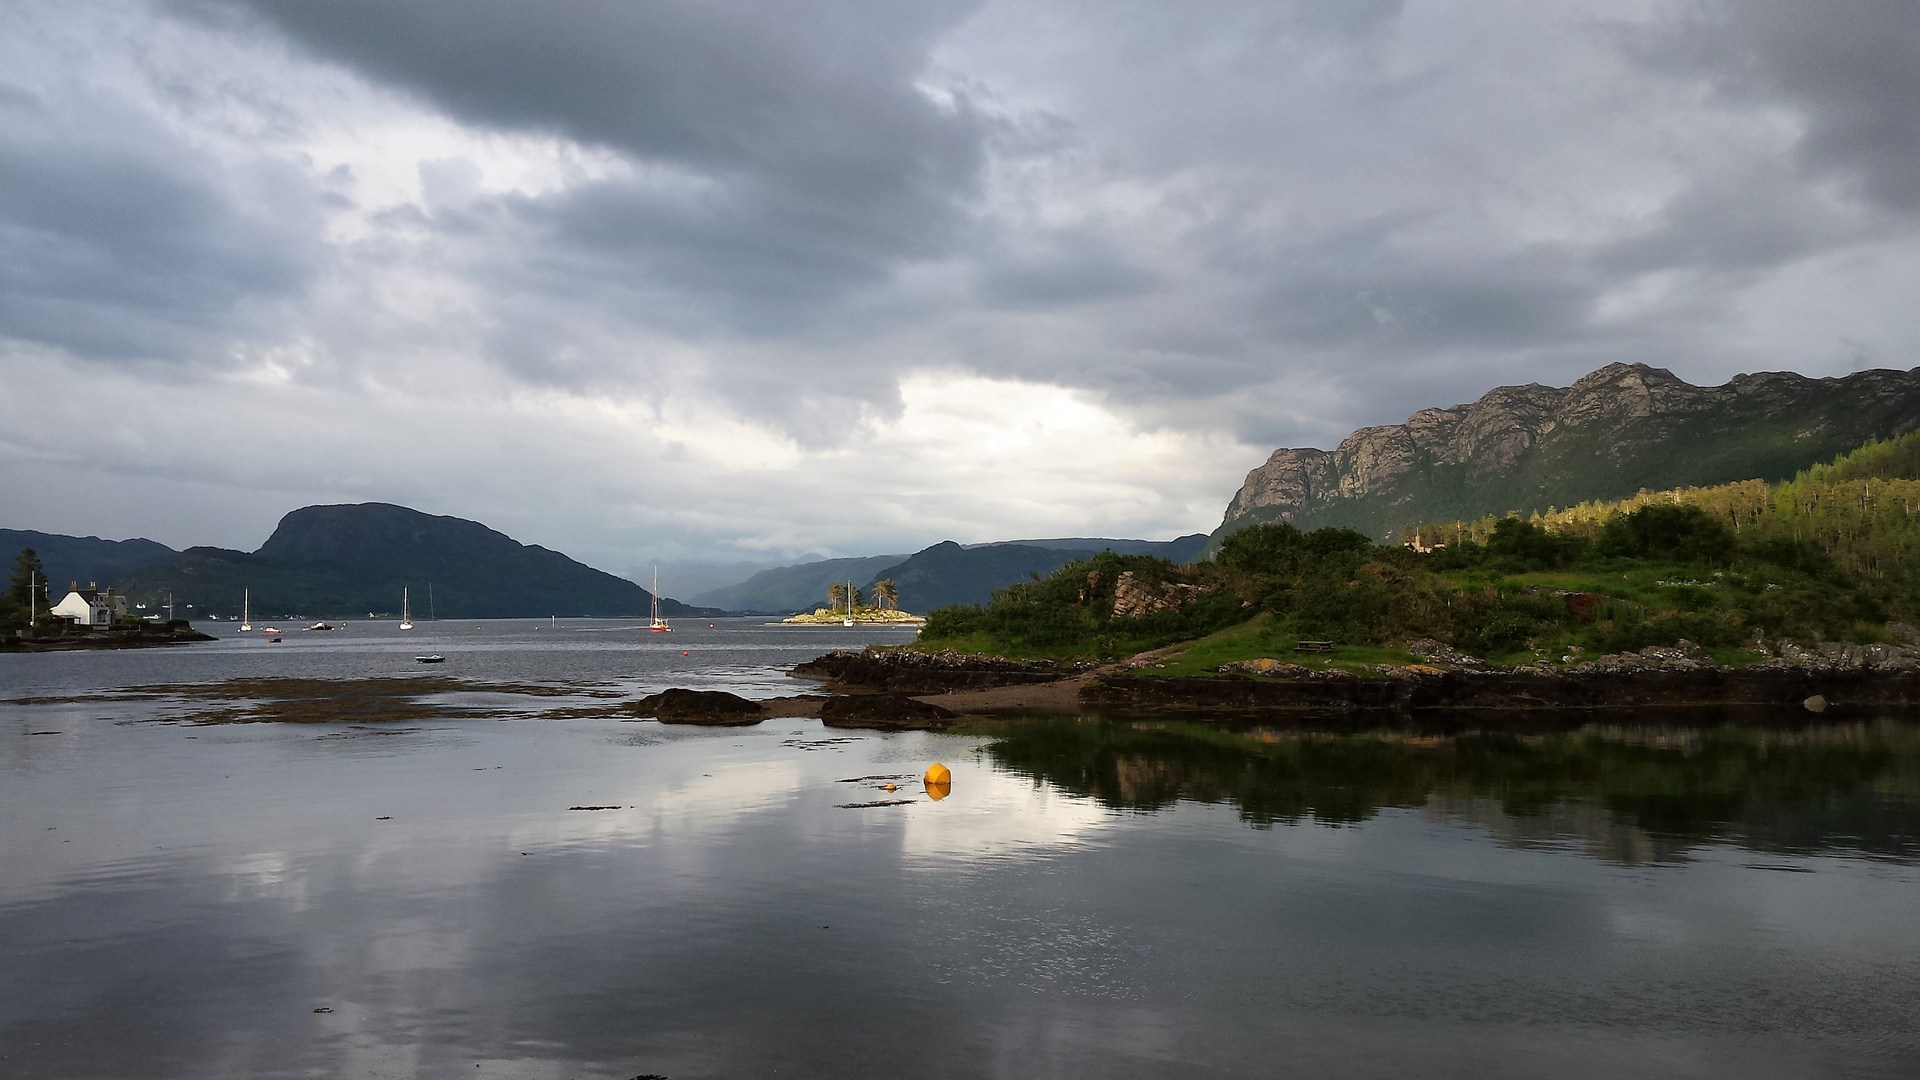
[649,567,671,632]
[843,580,855,627]
[240,588,251,632]
[399,587,413,631]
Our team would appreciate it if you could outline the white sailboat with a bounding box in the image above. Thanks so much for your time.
[400,587,413,631]
[649,567,670,632]
[240,588,251,632]
[843,580,855,627]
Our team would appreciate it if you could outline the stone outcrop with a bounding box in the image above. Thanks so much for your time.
[1109,571,1207,618]
[632,688,767,725]
[1218,362,1920,542]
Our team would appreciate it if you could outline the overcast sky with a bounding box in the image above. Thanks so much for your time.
[3,0,1916,578]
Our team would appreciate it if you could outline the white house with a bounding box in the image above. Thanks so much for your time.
[49,582,128,629]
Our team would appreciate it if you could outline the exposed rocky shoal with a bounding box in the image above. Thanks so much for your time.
[819,693,957,730]
[632,688,771,726]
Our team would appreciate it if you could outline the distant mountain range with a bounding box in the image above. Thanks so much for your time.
[1216,363,1920,546]
[0,530,177,597]
[5,507,1213,621]
[697,535,1211,614]
[108,504,711,619]
[16,363,1907,622]
[861,536,1210,613]
[689,554,911,614]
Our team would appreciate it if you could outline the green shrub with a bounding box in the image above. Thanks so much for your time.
[1598,504,1736,565]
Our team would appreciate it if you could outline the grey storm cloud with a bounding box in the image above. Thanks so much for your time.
[184,0,989,320]
[4,0,1920,559]
[0,77,320,368]
[1630,0,1920,213]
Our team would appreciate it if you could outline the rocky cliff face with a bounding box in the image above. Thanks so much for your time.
[1220,363,1920,542]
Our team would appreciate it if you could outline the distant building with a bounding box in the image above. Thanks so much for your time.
[49,582,128,628]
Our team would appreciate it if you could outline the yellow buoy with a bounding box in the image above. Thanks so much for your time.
[924,762,951,801]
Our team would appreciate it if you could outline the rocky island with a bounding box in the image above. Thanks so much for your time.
[779,607,925,626]
[1,622,216,652]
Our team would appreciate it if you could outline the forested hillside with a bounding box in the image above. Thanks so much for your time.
[1413,432,1920,605]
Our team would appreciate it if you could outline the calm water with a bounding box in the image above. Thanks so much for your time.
[3,620,1918,1078]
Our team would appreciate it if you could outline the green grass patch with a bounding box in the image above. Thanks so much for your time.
[901,632,1107,663]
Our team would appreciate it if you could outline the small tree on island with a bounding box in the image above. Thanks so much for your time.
[873,579,898,611]
[827,582,847,613]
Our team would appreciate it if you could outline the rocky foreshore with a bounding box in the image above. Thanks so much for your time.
[1085,666,1920,719]
[1101,637,1920,718]
[634,638,1920,731]
[1,625,216,652]
[791,647,1091,694]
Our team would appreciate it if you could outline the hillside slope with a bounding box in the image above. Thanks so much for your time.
[116,503,704,619]
[689,554,910,613]
[1218,363,1920,546]
[0,530,175,594]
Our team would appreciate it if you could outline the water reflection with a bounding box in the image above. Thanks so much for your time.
[977,717,1920,863]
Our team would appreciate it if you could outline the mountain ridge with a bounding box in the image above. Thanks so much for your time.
[1217,363,1920,545]
[0,530,176,595]
[113,503,709,619]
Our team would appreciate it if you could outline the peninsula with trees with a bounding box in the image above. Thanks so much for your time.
[814,364,1920,720]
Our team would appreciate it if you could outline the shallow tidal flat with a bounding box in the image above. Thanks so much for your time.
[3,619,1919,1078]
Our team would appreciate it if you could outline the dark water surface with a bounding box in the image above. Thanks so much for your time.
[3,620,1918,1078]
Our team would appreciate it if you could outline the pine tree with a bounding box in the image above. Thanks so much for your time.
[8,548,46,609]
[6,548,47,626]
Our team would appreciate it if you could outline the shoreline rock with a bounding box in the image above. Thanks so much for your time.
[819,693,957,730]
[632,688,768,726]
